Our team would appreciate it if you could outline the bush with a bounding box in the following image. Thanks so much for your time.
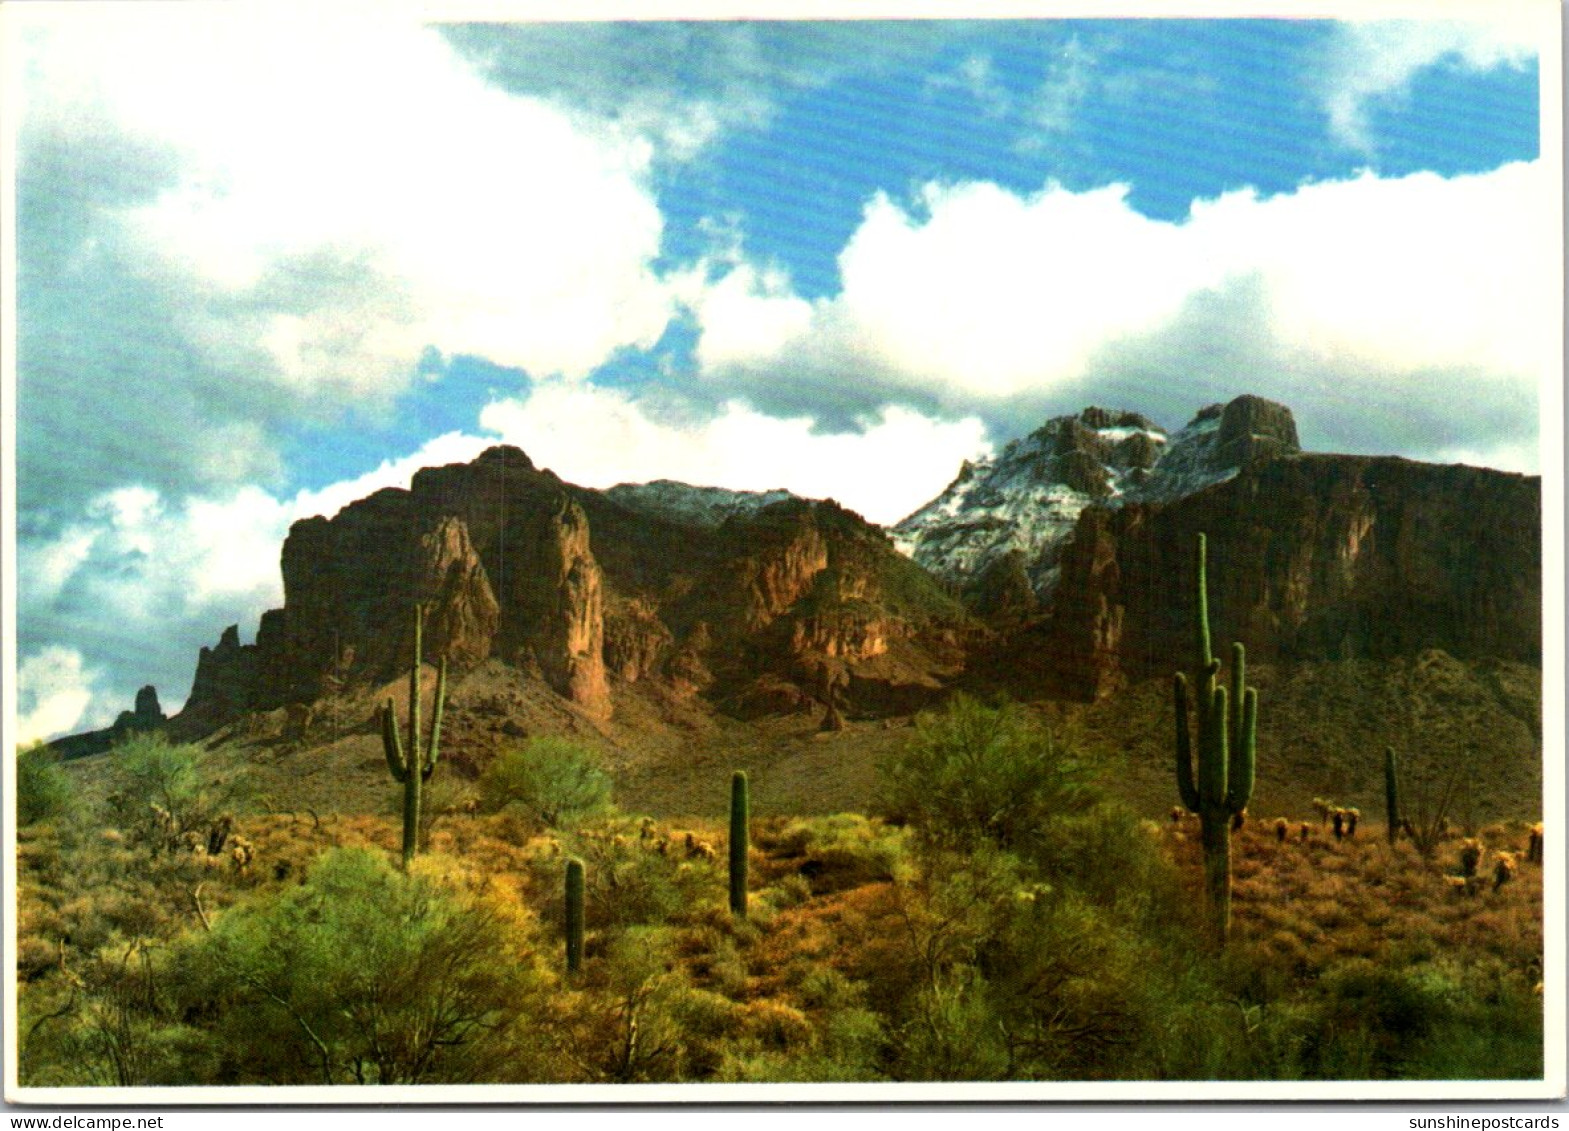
[104,734,242,848]
[16,744,72,826]
[880,694,1096,855]
[182,847,554,1084]
[480,737,612,829]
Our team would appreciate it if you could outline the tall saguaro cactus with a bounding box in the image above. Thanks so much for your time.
[1174,533,1257,947]
[382,604,447,870]
[565,857,585,975]
[729,770,750,918]
[1384,746,1401,846]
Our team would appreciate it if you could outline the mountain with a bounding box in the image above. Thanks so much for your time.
[1031,451,1541,699]
[603,481,798,530]
[892,396,1301,603]
[46,393,1540,825]
[170,445,971,744]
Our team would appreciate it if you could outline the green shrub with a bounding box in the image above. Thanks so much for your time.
[880,694,1096,855]
[104,734,242,847]
[480,737,612,829]
[181,847,553,1084]
[16,744,72,826]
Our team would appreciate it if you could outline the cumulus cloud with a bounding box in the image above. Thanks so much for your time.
[480,382,991,527]
[16,647,101,747]
[688,161,1550,468]
[1317,18,1539,154]
[15,9,676,518]
[14,428,502,740]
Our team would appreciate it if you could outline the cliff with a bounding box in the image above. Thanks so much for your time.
[175,447,972,734]
[1037,453,1541,698]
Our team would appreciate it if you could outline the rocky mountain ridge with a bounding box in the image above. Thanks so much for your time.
[170,444,969,743]
[48,393,1541,770]
[892,395,1302,602]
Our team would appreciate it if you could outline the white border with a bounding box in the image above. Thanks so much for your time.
[2,0,1564,1108]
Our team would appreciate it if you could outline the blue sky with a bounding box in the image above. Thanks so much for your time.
[7,7,1556,742]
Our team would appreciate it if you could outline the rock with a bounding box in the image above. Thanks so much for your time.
[48,684,168,760]
[1040,453,1540,697]
[604,598,674,683]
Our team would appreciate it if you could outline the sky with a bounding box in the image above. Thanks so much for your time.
[5,4,1558,744]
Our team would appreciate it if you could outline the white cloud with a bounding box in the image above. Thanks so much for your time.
[688,161,1550,467]
[20,8,676,404]
[1318,19,1538,154]
[1189,163,1549,379]
[16,647,99,746]
[480,382,990,526]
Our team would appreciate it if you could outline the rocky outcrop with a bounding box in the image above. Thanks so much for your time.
[180,446,611,726]
[604,598,674,683]
[48,685,167,760]
[1040,454,1540,698]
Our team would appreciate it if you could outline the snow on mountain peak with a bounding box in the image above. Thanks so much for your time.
[891,397,1299,596]
[605,480,798,529]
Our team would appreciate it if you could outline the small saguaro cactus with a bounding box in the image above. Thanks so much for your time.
[381,604,447,870]
[1384,747,1401,846]
[565,857,585,974]
[1173,533,1257,948]
[729,770,750,918]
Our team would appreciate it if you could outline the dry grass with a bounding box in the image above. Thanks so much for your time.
[1159,815,1544,985]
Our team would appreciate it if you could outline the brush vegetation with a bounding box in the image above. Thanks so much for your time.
[14,694,1543,1086]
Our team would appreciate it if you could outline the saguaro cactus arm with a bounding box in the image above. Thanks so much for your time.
[382,699,409,782]
[1226,684,1257,815]
[1384,746,1400,845]
[423,659,447,780]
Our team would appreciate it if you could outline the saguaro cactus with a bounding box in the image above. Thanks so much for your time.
[1384,747,1401,846]
[382,604,447,870]
[565,857,585,974]
[1174,533,1257,947]
[730,770,750,918]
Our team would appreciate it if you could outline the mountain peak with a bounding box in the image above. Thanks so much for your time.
[891,395,1299,595]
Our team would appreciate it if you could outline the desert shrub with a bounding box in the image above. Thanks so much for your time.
[1294,959,1452,1078]
[533,818,715,936]
[554,926,715,1082]
[179,847,554,1084]
[105,734,243,850]
[880,694,1095,855]
[771,813,914,896]
[479,737,612,829]
[750,965,891,1083]
[1033,800,1186,925]
[16,744,73,827]
[17,928,224,1088]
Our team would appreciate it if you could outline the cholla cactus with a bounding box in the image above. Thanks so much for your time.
[1493,851,1518,892]
[1173,534,1257,947]
[1459,838,1483,878]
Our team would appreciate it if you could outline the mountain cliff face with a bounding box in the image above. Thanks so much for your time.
[177,447,969,734]
[151,393,1542,747]
[1037,453,1541,698]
